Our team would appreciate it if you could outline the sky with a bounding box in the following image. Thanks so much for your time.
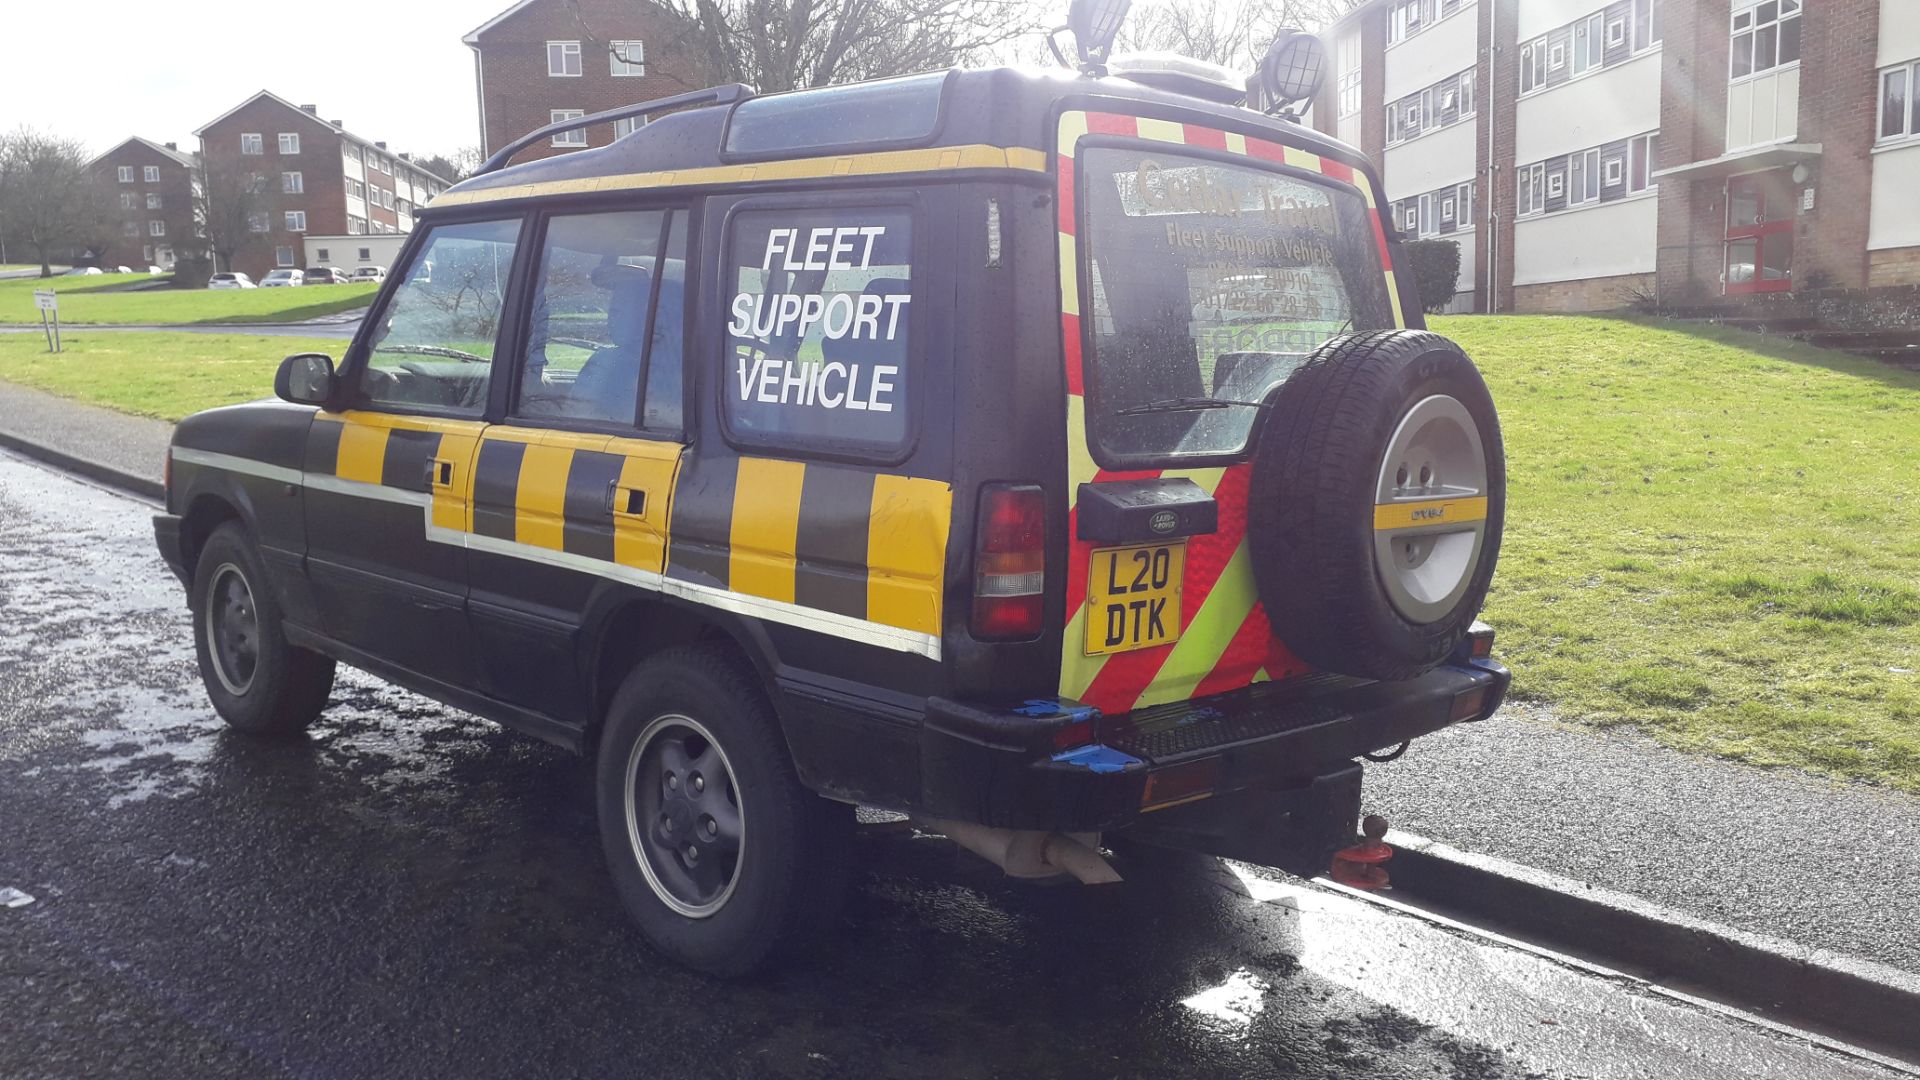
[0,0,516,160]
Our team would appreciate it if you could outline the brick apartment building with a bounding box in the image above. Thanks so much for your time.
[465,0,697,163]
[1312,0,1920,312]
[194,91,450,281]
[86,137,199,271]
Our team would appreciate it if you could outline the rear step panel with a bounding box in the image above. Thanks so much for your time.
[919,657,1509,833]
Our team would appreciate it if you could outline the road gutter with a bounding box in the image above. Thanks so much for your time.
[0,435,162,504]
[1368,830,1920,1063]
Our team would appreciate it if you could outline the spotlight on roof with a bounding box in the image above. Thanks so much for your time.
[1250,30,1328,116]
[1056,0,1133,76]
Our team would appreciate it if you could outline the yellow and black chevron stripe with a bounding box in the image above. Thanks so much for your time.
[305,412,951,656]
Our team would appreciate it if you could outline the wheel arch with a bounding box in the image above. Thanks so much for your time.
[582,590,786,755]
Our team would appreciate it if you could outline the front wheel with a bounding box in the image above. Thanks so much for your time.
[191,522,335,734]
[596,644,852,977]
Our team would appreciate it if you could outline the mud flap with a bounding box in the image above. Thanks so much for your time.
[1116,764,1364,877]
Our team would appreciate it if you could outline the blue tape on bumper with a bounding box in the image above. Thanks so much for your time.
[1049,744,1142,774]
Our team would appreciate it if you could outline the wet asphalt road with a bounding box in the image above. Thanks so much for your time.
[0,452,1908,1080]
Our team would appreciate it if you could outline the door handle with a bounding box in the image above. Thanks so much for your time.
[427,458,455,488]
[607,483,646,517]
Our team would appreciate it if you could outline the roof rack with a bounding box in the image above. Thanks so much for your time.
[474,83,757,178]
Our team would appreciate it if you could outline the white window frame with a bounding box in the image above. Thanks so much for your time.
[278,133,300,155]
[122,221,139,237]
[548,40,583,77]
[1549,41,1567,70]
[1879,60,1920,144]
[119,192,135,209]
[1605,157,1626,186]
[1608,17,1628,47]
[1440,193,1457,226]
[117,165,134,182]
[149,220,166,237]
[285,210,308,232]
[241,133,263,155]
[614,116,644,139]
[610,39,646,76]
[283,171,304,194]
[146,192,162,209]
[1546,171,1566,201]
[143,165,161,182]
[550,109,588,147]
[1731,0,1801,83]
[275,245,296,267]
[248,211,270,233]
[1459,70,1475,116]
[1631,133,1658,191]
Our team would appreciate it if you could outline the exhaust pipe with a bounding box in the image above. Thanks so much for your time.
[913,817,1123,885]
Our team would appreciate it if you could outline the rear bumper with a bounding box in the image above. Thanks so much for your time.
[919,657,1509,832]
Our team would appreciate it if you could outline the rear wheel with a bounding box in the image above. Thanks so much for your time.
[596,644,853,977]
[1248,330,1505,680]
[191,523,335,734]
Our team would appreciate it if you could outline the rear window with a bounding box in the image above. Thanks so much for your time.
[722,206,914,455]
[1077,145,1396,466]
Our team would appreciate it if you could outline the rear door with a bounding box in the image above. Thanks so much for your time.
[1054,111,1405,716]
[466,205,689,722]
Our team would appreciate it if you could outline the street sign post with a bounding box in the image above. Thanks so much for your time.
[33,290,59,353]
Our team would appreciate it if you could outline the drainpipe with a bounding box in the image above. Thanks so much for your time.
[1486,0,1500,313]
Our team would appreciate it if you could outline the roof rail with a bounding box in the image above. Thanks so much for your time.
[474,83,757,178]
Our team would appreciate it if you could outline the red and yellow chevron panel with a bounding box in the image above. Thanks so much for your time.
[1054,110,1399,716]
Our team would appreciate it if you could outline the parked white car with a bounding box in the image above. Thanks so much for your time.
[352,266,387,283]
[66,267,103,276]
[209,272,257,290]
[259,269,304,288]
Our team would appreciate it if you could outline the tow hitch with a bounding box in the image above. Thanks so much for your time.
[1329,814,1394,890]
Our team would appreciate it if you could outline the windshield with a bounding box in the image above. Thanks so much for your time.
[1078,145,1396,465]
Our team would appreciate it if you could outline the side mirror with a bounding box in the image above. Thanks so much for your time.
[275,353,337,407]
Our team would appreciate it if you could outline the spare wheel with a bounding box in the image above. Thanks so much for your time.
[1246,329,1506,682]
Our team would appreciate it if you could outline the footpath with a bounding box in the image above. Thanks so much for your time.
[2,381,1917,1057]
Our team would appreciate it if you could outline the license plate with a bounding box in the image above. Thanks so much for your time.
[1084,543,1185,656]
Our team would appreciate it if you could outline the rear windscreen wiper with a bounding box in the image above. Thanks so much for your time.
[1117,396,1269,416]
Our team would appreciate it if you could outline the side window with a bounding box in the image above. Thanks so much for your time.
[723,207,913,454]
[517,209,685,429]
[358,218,520,415]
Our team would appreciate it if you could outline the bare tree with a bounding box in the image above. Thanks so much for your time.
[0,128,113,277]
[1121,0,1364,68]
[415,147,483,185]
[627,0,1044,92]
[196,157,275,277]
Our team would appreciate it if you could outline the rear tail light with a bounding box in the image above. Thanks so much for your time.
[971,483,1046,640]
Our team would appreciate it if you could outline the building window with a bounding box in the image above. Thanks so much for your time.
[348,216,366,235]
[1548,42,1566,70]
[1386,68,1472,145]
[143,165,161,182]
[1337,33,1363,117]
[359,247,372,261]
[610,39,646,76]
[349,178,365,199]
[614,116,643,139]
[1568,148,1600,204]
[142,245,153,263]
[548,40,582,76]
[286,211,307,232]
[1605,158,1626,186]
[122,221,139,237]
[146,192,162,209]
[149,220,165,237]
[551,109,587,146]
[1608,17,1628,47]
[283,171,304,194]
[119,192,135,209]
[1635,0,1661,51]
[279,133,300,155]
[1573,13,1604,74]
[1546,172,1566,200]
[1520,41,1544,93]
[1387,0,1446,45]
[117,165,134,182]
[241,133,263,155]
[1879,60,1920,142]
[276,245,295,267]
[1628,133,1657,191]
[247,212,269,233]
[316,247,330,262]
[381,188,395,209]
[1732,0,1801,81]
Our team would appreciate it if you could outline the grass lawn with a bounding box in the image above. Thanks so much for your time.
[0,275,376,325]
[0,331,337,421]
[1432,315,1920,792]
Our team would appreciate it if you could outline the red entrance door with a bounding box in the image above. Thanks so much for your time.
[1725,171,1794,294]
